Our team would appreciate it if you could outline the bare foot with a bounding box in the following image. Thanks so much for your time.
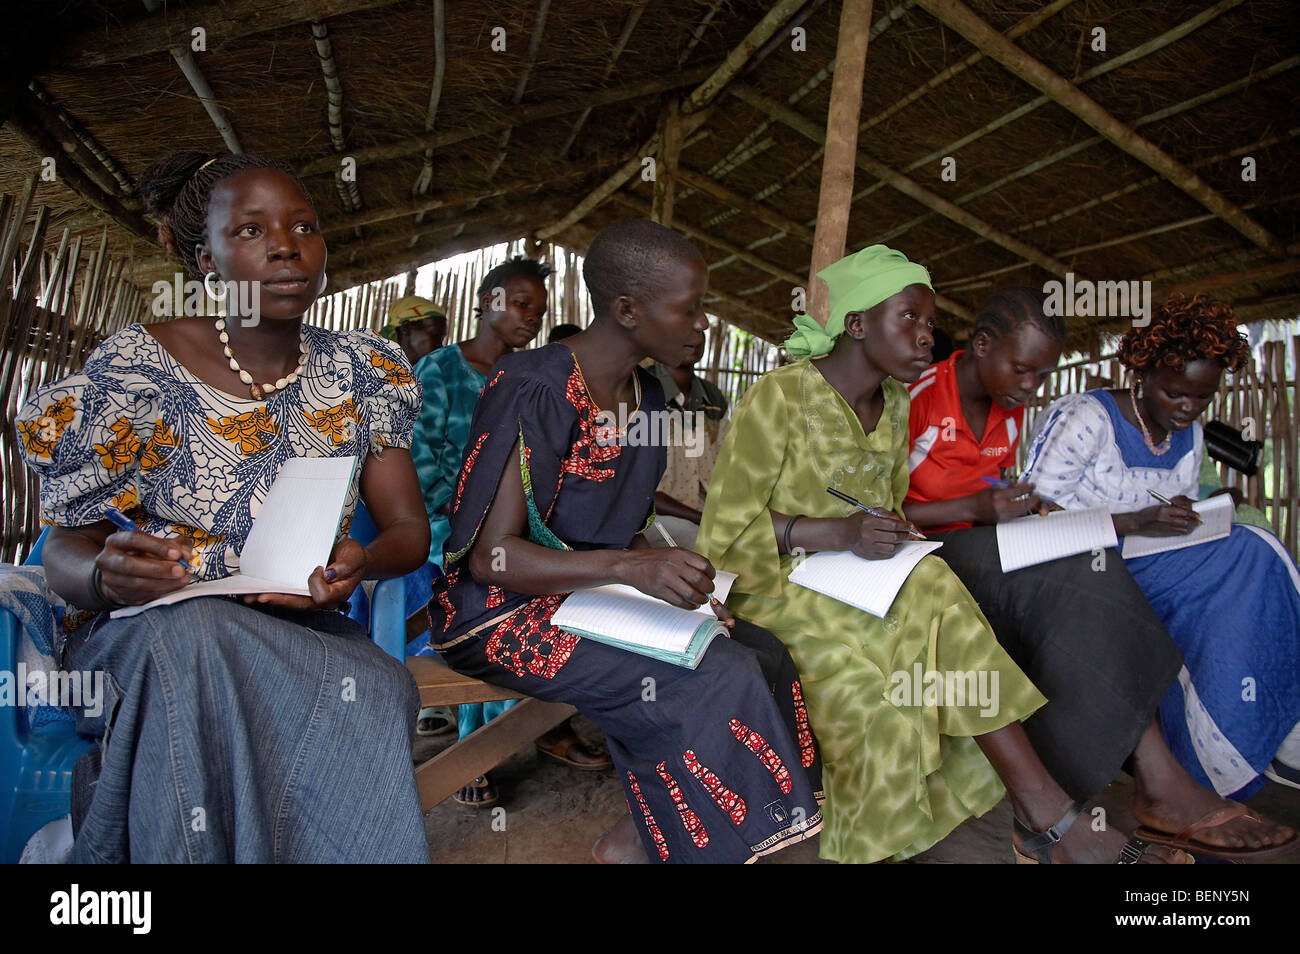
[592,813,650,864]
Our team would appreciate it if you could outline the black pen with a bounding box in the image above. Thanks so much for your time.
[826,487,926,540]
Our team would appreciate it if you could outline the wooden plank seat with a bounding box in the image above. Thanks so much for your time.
[405,656,576,811]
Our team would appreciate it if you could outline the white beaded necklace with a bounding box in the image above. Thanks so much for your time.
[1129,386,1171,455]
[215,318,309,401]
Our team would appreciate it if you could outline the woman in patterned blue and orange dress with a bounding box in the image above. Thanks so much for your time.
[16,151,430,862]
[427,219,824,863]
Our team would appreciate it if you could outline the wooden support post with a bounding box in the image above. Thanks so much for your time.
[806,0,874,325]
[651,100,683,227]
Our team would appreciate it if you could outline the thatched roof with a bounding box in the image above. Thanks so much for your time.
[2,0,1297,344]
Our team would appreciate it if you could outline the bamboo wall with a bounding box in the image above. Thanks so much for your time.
[1,183,149,563]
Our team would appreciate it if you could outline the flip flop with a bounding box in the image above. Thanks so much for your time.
[536,735,613,771]
[1133,802,1299,862]
[453,775,498,809]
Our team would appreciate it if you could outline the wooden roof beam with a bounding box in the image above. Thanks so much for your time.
[538,0,809,239]
[728,83,1071,278]
[56,0,407,71]
[915,0,1286,259]
[6,96,156,244]
[324,164,610,235]
[299,66,716,177]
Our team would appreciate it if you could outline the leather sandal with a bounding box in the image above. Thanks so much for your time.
[1013,801,1166,864]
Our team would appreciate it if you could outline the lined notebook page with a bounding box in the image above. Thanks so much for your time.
[788,541,943,617]
[109,455,355,619]
[240,456,358,585]
[551,588,711,653]
[1121,494,1234,558]
[996,507,1117,572]
[586,570,736,618]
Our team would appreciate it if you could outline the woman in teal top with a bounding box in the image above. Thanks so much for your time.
[410,257,609,804]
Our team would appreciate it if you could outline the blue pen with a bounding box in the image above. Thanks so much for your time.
[103,507,192,571]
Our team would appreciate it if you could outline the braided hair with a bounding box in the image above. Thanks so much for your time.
[1118,293,1250,374]
[973,286,1062,343]
[137,151,315,279]
[473,256,553,316]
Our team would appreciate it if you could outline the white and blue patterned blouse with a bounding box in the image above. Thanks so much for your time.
[1022,390,1202,512]
[15,323,421,582]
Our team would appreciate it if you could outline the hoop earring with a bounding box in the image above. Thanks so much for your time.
[204,271,228,302]
[1135,377,1143,400]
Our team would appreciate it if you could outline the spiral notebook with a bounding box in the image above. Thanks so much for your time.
[550,570,736,669]
[110,455,358,619]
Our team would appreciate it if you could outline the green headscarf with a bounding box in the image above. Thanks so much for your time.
[784,244,933,357]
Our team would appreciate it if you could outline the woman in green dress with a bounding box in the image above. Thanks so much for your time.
[697,246,1186,865]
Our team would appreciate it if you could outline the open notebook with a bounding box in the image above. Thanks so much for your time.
[995,506,1117,572]
[1120,493,1234,558]
[550,570,737,669]
[110,456,359,619]
[788,541,943,617]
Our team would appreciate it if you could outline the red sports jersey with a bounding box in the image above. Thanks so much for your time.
[905,350,1024,532]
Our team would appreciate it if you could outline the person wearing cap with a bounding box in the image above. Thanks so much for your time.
[382,296,447,366]
[697,245,1190,865]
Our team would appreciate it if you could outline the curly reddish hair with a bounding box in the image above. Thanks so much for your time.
[1117,293,1250,374]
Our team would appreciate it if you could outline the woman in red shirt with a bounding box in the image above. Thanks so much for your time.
[902,287,1293,860]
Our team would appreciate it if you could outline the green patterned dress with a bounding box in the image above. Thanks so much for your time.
[697,359,1046,863]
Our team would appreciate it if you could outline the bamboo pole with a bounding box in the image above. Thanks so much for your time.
[915,0,1286,259]
[731,83,1072,281]
[682,0,809,114]
[806,0,875,325]
[560,2,648,155]
[888,56,1300,256]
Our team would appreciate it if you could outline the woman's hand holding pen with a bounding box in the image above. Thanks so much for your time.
[95,527,193,606]
[1118,495,1201,537]
[618,547,717,611]
[971,482,1051,524]
[841,511,915,560]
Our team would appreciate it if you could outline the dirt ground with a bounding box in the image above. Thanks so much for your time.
[417,714,1300,864]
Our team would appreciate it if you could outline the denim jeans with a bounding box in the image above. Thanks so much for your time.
[63,597,429,863]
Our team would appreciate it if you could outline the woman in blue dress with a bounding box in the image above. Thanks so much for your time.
[1023,293,1300,808]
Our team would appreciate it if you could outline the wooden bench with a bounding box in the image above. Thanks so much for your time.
[405,656,576,811]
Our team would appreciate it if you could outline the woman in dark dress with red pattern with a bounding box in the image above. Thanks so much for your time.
[427,219,823,863]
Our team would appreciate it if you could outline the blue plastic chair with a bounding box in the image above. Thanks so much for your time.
[0,529,93,862]
[0,506,409,862]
